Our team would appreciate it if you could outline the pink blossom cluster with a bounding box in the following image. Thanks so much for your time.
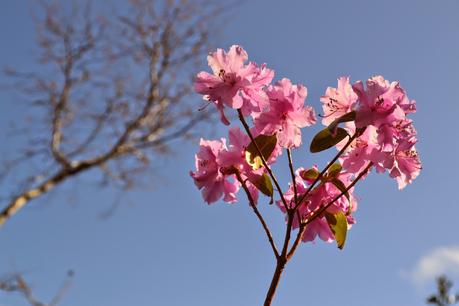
[190,126,280,204]
[190,45,421,246]
[191,45,315,204]
[321,76,421,189]
[194,45,316,147]
[277,167,358,243]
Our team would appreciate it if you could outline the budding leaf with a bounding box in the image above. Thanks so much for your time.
[245,134,277,170]
[325,211,348,249]
[300,168,319,181]
[310,127,348,153]
[250,173,274,198]
[327,163,342,178]
[327,111,356,133]
[331,178,350,201]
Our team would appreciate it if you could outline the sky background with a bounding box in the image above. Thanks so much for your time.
[1,0,459,305]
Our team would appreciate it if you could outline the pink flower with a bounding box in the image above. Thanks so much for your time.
[339,120,421,189]
[301,173,357,243]
[340,125,379,174]
[217,127,251,170]
[320,76,422,188]
[398,91,417,114]
[254,78,316,148]
[302,218,335,243]
[383,139,422,189]
[190,139,240,204]
[320,76,358,126]
[375,118,417,152]
[217,127,281,203]
[277,170,357,244]
[194,45,274,125]
[353,76,406,129]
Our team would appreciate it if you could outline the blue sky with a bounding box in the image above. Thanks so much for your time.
[1,0,459,305]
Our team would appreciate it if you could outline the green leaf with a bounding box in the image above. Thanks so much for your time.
[331,178,350,201]
[245,134,277,170]
[250,173,274,197]
[310,127,348,153]
[325,211,348,249]
[300,168,319,181]
[328,111,356,133]
[327,163,342,178]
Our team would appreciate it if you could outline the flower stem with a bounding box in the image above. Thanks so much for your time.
[294,131,360,209]
[264,257,287,306]
[286,149,298,211]
[235,171,279,258]
[237,110,289,209]
[287,161,373,259]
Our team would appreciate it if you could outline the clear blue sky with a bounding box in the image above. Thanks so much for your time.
[1,1,458,305]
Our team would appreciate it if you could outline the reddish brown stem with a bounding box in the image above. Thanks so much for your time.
[237,110,289,209]
[294,131,360,209]
[304,161,373,226]
[264,258,287,306]
[286,149,298,211]
[287,161,373,259]
[235,171,279,258]
[263,149,299,305]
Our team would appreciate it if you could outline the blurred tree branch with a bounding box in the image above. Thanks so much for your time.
[0,270,74,306]
[427,275,459,306]
[0,0,226,227]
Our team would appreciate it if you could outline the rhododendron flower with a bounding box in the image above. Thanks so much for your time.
[217,127,262,203]
[194,45,274,125]
[277,170,357,244]
[339,125,380,174]
[320,76,358,126]
[218,127,281,170]
[353,76,406,129]
[254,78,316,148]
[383,139,421,189]
[302,181,357,243]
[340,125,421,189]
[217,127,282,203]
[322,76,421,188]
[190,139,240,204]
[191,45,423,304]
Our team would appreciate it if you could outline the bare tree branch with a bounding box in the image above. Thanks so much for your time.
[0,270,74,306]
[0,0,226,228]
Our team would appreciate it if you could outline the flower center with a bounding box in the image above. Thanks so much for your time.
[218,69,237,86]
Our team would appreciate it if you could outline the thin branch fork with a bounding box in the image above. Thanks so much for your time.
[293,131,361,210]
[235,171,279,259]
[0,271,74,306]
[237,110,289,209]
[263,131,371,305]
[287,161,374,260]
[263,148,298,306]
[263,162,373,306]
[1,0,222,227]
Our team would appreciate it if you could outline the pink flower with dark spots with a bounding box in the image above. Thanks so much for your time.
[299,173,358,243]
[320,76,358,126]
[353,76,406,129]
[254,78,316,148]
[190,139,239,204]
[383,139,422,189]
[276,170,357,244]
[194,45,274,125]
[217,127,281,204]
[217,127,251,171]
[340,125,379,174]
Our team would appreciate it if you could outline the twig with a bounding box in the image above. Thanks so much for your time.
[237,110,289,210]
[235,171,279,259]
[287,162,373,259]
